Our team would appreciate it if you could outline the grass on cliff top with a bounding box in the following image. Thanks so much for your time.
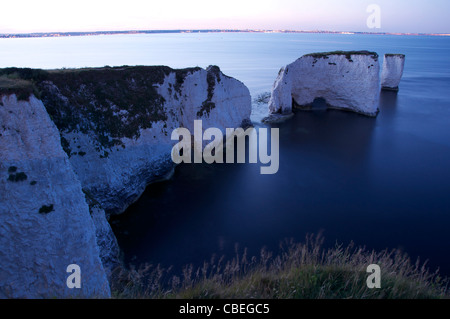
[385,53,406,58]
[304,51,379,61]
[0,74,36,101]
[0,65,200,101]
[110,234,449,299]
[0,68,48,98]
[0,66,202,150]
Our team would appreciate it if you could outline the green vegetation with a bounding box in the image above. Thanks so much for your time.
[99,150,110,159]
[8,166,17,173]
[60,136,72,157]
[0,68,47,101]
[385,53,406,58]
[254,92,271,104]
[7,166,28,182]
[7,171,28,182]
[38,204,54,214]
[174,67,202,95]
[0,64,230,154]
[0,76,34,101]
[305,51,379,62]
[110,235,448,299]
[40,66,179,149]
[0,65,201,151]
[197,66,220,117]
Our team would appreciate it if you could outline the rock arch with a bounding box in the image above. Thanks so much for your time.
[268,51,381,118]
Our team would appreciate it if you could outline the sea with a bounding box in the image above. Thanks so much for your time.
[2,32,450,275]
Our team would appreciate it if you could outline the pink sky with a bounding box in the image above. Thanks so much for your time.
[1,0,449,34]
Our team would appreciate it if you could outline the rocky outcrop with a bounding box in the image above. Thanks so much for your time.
[90,207,120,276]
[0,95,110,298]
[36,65,251,215]
[381,54,405,91]
[266,51,380,118]
[0,65,251,298]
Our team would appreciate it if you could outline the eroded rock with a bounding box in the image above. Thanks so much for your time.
[266,51,381,119]
[381,54,405,91]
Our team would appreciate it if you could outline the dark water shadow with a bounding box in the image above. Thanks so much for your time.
[379,90,399,117]
[111,108,379,274]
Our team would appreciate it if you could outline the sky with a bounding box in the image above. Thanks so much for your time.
[1,0,449,34]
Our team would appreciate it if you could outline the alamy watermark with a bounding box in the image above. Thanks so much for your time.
[171,120,279,175]
[66,264,81,289]
[366,264,381,288]
[366,4,381,29]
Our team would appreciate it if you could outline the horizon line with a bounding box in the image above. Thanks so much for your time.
[1,29,450,38]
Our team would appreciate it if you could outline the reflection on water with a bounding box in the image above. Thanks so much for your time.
[379,90,399,117]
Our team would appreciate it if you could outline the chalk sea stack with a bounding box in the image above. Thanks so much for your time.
[381,54,406,92]
[265,51,381,121]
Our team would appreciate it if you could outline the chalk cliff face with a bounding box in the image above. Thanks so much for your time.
[0,95,110,298]
[0,65,251,298]
[381,54,405,91]
[267,51,380,118]
[37,65,251,215]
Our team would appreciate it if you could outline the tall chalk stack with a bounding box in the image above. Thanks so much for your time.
[381,54,406,92]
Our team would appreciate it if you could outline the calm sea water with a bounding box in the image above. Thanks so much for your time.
[2,33,450,275]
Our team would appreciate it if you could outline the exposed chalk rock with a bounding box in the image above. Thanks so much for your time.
[36,65,251,215]
[381,54,405,91]
[266,51,381,119]
[0,65,251,297]
[90,207,120,276]
[0,95,110,298]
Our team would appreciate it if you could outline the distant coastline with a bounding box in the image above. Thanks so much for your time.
[1,29,449,39]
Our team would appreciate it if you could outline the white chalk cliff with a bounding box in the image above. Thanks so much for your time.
[0,65,251,298]
[381,54,405,91]
[0,95,110,298]
[267,51,381,118]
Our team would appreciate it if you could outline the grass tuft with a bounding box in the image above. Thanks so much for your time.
[253,92,271,105]
[110,234,449,299]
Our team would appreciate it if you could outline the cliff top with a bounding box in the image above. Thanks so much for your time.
[303,50,379,62]
[0,65,204,150]
[0,65,201,101]
[385,53,406,58]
